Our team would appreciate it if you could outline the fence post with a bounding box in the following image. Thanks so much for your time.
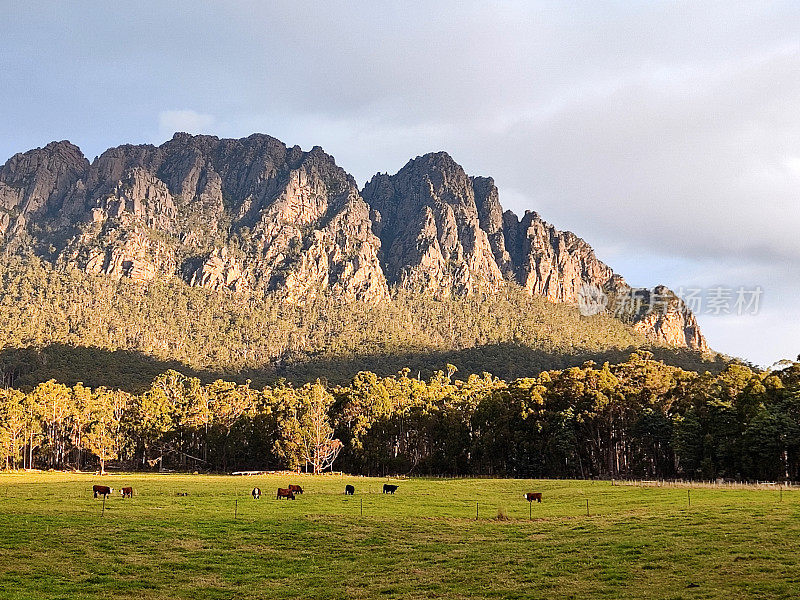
[586,499,589,517]
[360,498,363,517]
[687,489,691,507]
[476,502,479,520]
[235,498,238,519]
[102,495,106,517]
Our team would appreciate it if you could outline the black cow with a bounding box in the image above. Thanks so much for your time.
[93,485,113,498]
[383,484,398,494]
[252,487,261,499]
[345,484,355,495]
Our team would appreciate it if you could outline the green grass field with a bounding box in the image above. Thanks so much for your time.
[1,473,798,599]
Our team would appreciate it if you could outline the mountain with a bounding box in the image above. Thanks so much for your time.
[0,134,389,303]
[0,132,707,365]
[363,152,704,350]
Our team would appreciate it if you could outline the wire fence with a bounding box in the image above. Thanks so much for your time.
[400,473,799,489]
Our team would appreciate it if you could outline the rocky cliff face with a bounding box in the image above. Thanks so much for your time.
[363,153,504,298]
[1,133,388,302]
[501,209,618,303]
[619,285,707,351]
[0,134,706,350]
[189,247,248,292]
[0,141,89,249]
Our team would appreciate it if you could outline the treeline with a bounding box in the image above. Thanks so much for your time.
[1,354,798,480]
[0,255,723,391]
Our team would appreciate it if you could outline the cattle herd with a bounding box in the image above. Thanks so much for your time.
[90,482,404,500]
[92,482,544,506]
[92,484,134,499]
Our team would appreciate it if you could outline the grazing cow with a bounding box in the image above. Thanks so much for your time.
[288,484,304,495]
[523,492,542,503]
[120,487,133,498]
[176,492,189,497]
[276,488,295,500]
[344,484,355,495]
[252,487,261,499]
[383,484,398,494]
[92,485,113,499]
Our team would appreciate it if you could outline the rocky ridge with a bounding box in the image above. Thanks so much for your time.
[0,133,706,350]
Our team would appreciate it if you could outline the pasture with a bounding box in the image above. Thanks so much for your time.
[1,474,799,599]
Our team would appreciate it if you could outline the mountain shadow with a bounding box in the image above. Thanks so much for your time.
[0,342,730,393]
[0,344,218,393]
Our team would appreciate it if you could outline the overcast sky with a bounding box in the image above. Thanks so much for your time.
[1,1,798,367]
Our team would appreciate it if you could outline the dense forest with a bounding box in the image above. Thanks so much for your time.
[0,256,724,391]
[1,354,797,481]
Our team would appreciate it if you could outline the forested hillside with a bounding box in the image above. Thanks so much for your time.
[1,355,796,481]
[0,256,722,391]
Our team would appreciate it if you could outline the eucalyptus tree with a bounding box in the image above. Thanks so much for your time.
[84,388,130,474]
[29,380,72,469]
[0,388,26,469]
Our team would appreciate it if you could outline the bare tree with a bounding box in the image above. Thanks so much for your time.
[297,383,343,474]
[0,389,26,470]
[84,388,128,475]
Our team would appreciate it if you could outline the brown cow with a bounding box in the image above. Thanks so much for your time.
[120,487,133,498]
[93,485,113,499]
[276,488,295,500]
[288,484,303,495]
[523,492,542,503]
